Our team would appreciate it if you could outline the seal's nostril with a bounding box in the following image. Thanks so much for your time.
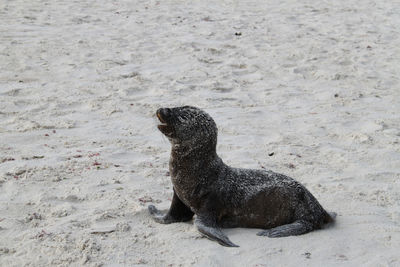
[160,108,171,117]
[156,108,171,123]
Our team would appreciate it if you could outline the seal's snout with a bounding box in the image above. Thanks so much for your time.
[156,108,171,124]
[157,108,174,137]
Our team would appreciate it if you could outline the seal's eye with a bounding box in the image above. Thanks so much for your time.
[177,114,189,123]
[177,109,197,123]
[173,106,202,127]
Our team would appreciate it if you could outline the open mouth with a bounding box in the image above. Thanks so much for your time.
[156,109,171,134]
[157,124,168,131]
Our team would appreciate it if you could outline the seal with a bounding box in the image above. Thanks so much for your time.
[149,106,335,247]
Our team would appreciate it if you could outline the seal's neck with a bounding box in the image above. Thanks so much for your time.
[171,140,216,159]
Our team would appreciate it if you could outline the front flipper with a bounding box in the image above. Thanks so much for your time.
[148,190,194,224]
[148,205,176,224]
[257,220,313,238]
[195,216,239,247]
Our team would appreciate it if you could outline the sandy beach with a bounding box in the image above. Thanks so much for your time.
[1,0,400,266]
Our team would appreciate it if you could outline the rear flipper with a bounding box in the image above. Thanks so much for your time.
[257,220,314,238]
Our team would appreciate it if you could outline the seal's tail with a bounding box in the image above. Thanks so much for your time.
[323,211,337,224]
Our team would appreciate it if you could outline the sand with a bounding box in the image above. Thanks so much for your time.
[1,0,399,266]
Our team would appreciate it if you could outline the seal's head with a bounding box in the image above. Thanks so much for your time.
[156,106,217,149]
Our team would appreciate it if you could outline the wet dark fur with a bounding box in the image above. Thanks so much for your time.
[149,106,335,247]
